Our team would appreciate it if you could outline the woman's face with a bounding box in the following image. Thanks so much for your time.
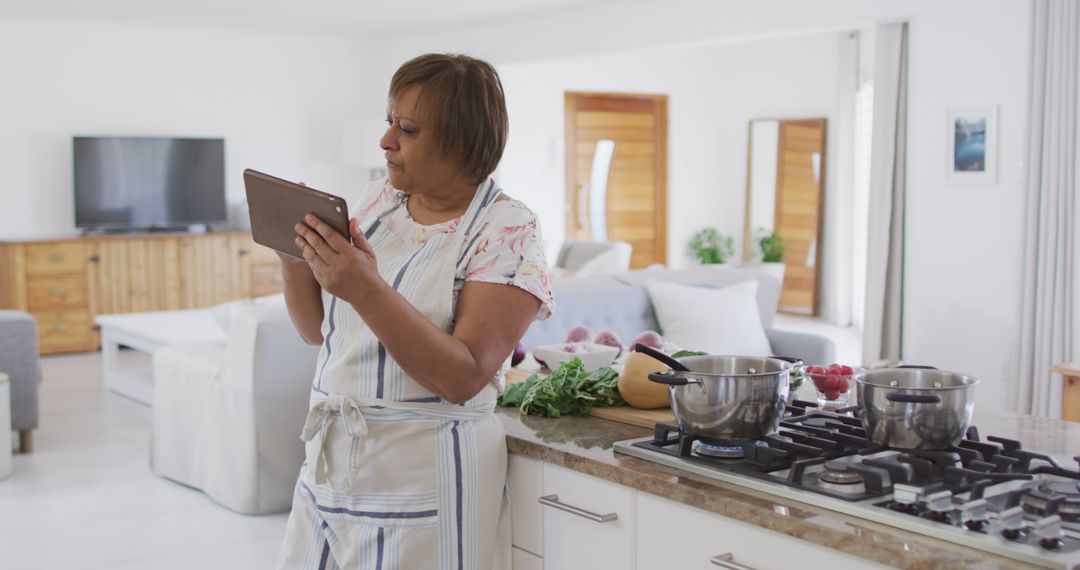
[380,84,465,193]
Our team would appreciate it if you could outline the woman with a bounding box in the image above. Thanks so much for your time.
[275,54,553,569]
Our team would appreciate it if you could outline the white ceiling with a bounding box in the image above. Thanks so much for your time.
[0,0,611,36]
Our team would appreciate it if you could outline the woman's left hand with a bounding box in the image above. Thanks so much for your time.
[294,214,382,305]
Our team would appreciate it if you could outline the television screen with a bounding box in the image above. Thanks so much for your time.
[74,137,226,229]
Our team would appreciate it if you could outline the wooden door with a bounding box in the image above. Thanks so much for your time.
[565,93,668,268]
[775,119,826,315]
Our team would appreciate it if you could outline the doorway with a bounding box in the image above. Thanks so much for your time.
[564,92,668,268]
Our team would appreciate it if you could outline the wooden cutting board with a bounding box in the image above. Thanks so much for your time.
[505,367,674,429]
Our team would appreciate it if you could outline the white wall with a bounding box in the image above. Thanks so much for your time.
[378,0,1034,412]
[0,20,378,239]
[497,33,840,265]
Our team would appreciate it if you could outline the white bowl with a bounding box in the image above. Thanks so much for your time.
[532,342,620,372]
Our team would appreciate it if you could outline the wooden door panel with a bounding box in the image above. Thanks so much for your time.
[566,92,667,269]
[775,119,825,315]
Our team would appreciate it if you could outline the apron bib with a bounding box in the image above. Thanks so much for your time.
[277,179,511,570]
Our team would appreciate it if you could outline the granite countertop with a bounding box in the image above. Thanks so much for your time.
[498,405,1080,570]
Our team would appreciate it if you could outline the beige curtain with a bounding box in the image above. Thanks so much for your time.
[1014,0,1078,417]
[861,23,908,366]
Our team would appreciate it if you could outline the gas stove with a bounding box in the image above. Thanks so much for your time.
[613,401,1080,569]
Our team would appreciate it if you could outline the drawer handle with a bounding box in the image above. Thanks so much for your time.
[49,253,64,263]
[51,287,65,296]
[710,553,756,570]
[53,323,68,332]
[537,494,617,523]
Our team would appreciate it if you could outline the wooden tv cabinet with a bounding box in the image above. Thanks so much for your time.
[0,232,282,354]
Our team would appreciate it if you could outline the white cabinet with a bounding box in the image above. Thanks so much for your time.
[541,463,636,570]
[636,492,891,570]
[512,547,544,570]
[509,454,544,556]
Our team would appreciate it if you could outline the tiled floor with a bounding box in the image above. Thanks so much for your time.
[0,318,855,569]
[0,352,287,570]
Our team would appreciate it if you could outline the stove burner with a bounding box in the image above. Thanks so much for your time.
[1022,480,1080,522]
[820,460,864,485]
[692,440,744,458]
[692,439,764,459]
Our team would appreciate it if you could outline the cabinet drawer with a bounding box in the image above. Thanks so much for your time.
[25,243,87,276]
[509,455,543,555]
[27,275,88,311]
[636,492,890,570]
[251,263,283,297]
[34,309,94,353]
[542,463,635,570]
[247,242,281,265]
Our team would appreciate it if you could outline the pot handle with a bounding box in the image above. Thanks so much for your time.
[635,344,690,372]
[885,392,942,404]
[896,365,938,370]
[769,355,804,367]
[648,371,693,386]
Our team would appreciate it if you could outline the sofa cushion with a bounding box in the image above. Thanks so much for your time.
[614,266,780,328]
[519,283,659,351]
[644,279,772,357]
[210,294,285,333]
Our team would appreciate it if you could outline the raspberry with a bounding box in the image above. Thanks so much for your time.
[822,374,840,391]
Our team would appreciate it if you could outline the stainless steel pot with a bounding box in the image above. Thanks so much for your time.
[856,367,977,449]
[648,355,796,441]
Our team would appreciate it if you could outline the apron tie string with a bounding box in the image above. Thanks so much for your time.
[300,394,368,493]
[300,391,496,493]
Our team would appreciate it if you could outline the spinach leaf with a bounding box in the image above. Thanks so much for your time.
[499,358,624,417]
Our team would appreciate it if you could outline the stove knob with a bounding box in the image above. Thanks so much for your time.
[960,499,989,531]
[920,490,954,523]
[1034,515,1064,550]
[893,484,923,506]
[998,506,1027,541]
[924,491,953,513]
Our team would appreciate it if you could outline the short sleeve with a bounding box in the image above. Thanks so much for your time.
[350,178,395,224]
[461,199,555,320]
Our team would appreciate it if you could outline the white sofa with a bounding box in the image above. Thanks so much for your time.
[151,296,319,515]
[149,265,832,516]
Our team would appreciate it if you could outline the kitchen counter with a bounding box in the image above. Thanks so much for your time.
[498,405,1080,570]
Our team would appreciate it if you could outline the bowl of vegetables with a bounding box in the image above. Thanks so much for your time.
[533,342,620,372]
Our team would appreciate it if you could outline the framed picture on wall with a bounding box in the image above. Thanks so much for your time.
[946,106,998,183]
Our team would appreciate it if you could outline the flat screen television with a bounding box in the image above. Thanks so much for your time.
[73,136,226,231]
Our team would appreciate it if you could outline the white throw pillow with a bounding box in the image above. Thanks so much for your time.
[644,279,772,356]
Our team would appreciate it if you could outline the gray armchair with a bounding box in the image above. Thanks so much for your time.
[554,239,633,276]
[0,311,41,452]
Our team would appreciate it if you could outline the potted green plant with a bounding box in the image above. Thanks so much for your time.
[752,228,786,283]
[758,231,785,263]
[688,228,734,264]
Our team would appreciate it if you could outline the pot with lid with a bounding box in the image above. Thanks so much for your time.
[856,366,977,450]
[642,345,797,441]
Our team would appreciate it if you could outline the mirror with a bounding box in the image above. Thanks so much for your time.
[743,118,826,316]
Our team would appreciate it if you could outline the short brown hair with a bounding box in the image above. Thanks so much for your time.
[389,53,508,183]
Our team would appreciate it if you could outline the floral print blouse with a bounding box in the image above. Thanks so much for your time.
[357,181,555,321]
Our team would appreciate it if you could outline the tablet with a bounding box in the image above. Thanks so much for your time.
[243,168,350,259]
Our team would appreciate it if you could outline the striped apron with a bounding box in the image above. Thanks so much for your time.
[276,180,511,570]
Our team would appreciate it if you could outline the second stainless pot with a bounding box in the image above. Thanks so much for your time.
[648,355,795,441]
[856,367,977,449]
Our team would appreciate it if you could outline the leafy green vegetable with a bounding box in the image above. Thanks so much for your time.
[499,358,623,417]
[670,350,708,359]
